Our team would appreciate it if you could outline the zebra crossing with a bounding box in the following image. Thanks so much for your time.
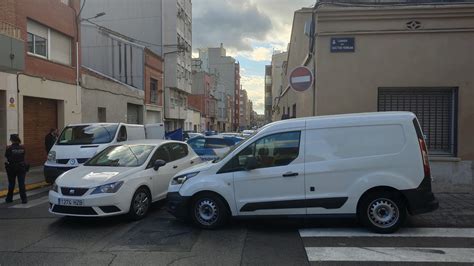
[299,227,474,264]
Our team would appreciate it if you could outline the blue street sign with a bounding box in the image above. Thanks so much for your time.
[330,37,355,53]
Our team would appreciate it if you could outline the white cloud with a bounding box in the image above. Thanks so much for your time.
[241,75,265,114]
[238,46,273,62]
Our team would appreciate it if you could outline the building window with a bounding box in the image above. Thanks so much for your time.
[27,19,72,65]
[265,75,272,85]
[150,78,158,104]
[98,107,106,122]
[292,104,296,118]
[27,32,47,58]
[378,87,458,156]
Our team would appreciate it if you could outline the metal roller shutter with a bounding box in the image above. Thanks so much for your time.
[378,88,457,156]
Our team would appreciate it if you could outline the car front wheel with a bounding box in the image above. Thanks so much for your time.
[190,193,229,229]
[358,191,406,234]
[128,187,151,220]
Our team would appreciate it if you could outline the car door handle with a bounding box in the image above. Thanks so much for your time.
[282,172,298,177]
[173,165,178,169]
[190,161,194,164]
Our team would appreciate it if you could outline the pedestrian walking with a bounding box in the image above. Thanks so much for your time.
[4,134,28,204]
[45,128,58,153]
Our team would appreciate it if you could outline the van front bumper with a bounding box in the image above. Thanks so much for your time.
[44,165,76,184]
[166,192,191,220]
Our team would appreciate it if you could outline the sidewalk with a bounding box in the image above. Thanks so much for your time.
[0,166,49,198]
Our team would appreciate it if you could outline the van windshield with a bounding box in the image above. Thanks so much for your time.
[57,124,119,145]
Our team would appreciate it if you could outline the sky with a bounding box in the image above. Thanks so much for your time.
[193,0,315,114]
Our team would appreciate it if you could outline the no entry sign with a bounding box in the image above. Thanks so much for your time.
[289,66,313,92]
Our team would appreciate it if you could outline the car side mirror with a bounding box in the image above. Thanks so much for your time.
[153,159,166,171]
[245,156,258,171]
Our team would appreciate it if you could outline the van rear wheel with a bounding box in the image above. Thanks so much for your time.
[190,193,229,229]
[358,191,406,234]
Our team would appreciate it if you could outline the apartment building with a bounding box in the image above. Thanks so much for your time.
[197,44,240,132]
[264,65,272,123]
[276,2,474,192]
[270,51,288,122]
[239,89,251,130]
[81,23,164,124]
[0,0,82,166]
[81,0,192,131]
[189,70,217,131]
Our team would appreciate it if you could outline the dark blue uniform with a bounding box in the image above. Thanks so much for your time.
[5,143,27,203]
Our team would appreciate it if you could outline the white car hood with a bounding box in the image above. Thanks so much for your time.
[56,166,139,188]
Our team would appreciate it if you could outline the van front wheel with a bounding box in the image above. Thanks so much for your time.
[190,193,229,229]
[358,191,406,234]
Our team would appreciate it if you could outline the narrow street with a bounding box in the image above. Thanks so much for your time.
[1,189,473,265]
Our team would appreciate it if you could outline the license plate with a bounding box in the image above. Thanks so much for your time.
[58,198,84,206]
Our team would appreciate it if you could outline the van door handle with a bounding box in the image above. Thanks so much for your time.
[283,172,298,177]
[173,165,178,169]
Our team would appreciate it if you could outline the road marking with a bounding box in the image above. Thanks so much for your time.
[9,196,49,209]
[299,227,474,238]
[305,247,474,263]
[10,186,51,201]
[0,181,49,198]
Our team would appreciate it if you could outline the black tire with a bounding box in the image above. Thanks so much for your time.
[190,193,229,229]
[128,187,151,221]
[358,191,406,234]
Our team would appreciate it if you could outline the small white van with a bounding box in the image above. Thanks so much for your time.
[167,112,439,233]
[44,123,165,183]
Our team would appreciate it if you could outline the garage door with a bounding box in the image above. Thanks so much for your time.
[24,96,57,166]
[127,103,142,124]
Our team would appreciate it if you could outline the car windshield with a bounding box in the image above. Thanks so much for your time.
[57,124,119,145]
[85,145,155,167]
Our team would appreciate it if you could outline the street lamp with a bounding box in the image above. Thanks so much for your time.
[80,12,106,22]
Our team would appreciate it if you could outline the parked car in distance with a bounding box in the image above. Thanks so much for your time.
[241,129,256,137]
[187,135,244,161]
[167,112,439,233]
[49,140,200,219]
[44,122,165,184]
[183,132,204,141]
[220,132,242,138]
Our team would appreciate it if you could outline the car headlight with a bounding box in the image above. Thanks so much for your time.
[52,183,58,193]
[47,151,56,162]
[91,181,124,194]
[171,172,199,185]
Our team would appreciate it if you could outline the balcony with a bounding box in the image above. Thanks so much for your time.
[0,21,24,72]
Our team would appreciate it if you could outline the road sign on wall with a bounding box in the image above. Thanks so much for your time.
[289,66,313,92]
[330,37,355,52]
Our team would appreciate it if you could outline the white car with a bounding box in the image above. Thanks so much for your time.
[49,140,200,219]
[167,112,439,233]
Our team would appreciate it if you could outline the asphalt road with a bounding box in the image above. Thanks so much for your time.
[0,189,473,266]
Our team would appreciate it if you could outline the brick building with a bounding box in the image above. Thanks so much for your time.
[0,0,82,166]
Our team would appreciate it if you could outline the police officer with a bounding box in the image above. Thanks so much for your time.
[4,134,27,204]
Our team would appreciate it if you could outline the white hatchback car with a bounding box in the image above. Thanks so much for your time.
[49,140,200,220]
[167,112,439,233]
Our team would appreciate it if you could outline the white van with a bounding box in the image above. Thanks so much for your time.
[167,112,439,233]
[44,123,164,183]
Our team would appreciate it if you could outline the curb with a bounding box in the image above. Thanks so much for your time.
[0,181,50,198]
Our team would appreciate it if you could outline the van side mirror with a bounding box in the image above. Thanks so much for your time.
[153,159,166,171]
[245,156,258,171]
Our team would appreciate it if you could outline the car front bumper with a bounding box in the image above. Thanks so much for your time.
[48,190,129,217]
[166,192,191,220]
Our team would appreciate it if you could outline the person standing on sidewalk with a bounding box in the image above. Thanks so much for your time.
[4,134,27,204]
[45,128,58,153]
